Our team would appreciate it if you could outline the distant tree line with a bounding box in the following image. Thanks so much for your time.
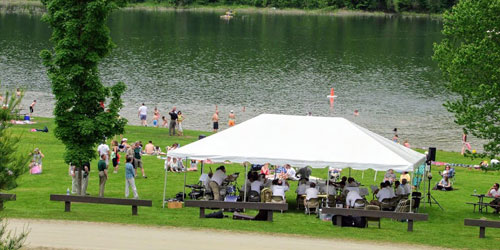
[126,0,457,13]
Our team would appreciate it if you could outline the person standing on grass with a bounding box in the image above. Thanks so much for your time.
[168,107,177,136]
[98,154,108,197]
[177,111,184,136]
[152,107,160,127]
[81,162,90,195]
[138,103,148,127]
[111,140,119,173]
[97,141,110,168]
[228,110,235,127]
[29,100,36,117]
[134,142,147,178]
[125,157,139,199]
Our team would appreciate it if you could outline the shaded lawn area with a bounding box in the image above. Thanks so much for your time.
[3,117,500,249]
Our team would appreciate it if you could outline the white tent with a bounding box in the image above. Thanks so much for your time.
[168,114,426,172]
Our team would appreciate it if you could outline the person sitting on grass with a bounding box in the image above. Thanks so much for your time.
[487,183,500,213]
[29,148,44,174]
[436,176,453,191]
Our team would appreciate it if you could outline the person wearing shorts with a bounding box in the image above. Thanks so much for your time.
[29,100,36,116]
[212,109,219,132]
[133,142,147,178]
[138,103,148,126]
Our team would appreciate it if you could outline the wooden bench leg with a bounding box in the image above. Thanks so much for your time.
[336,215,342,227]
[132,205,138,215]
[266,210,273,222]
[479,227,485,238]
[200,208,205,218]
[64,201,71,212]
[407,220,414,232]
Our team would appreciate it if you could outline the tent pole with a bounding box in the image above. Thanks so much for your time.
[326,168,329,207]
[162,163,168,208]
[349,168,351,177]
[183,157,187,202]
[362,170,364,180]
[243,163,248,202]
[374,170,378,182]
[201,161,204,174]
[410,168,414,213]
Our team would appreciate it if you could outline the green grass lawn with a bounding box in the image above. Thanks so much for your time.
[3,117,500,249]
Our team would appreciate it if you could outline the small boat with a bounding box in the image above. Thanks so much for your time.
[220,14,233,20]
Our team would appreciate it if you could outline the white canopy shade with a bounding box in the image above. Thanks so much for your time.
[168,114,426,172]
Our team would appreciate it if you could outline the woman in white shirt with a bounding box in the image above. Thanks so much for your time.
[488,183,500,213]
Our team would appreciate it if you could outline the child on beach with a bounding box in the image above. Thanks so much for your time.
[152,107,160,127]
[125,157,139,199]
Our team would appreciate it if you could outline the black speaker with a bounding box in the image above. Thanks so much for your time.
[427,147,436,162]
[198,135,206,140]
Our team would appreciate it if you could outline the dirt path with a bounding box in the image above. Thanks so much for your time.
[6,218,444,250]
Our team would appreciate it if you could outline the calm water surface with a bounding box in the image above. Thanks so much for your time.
[0,11,478,152]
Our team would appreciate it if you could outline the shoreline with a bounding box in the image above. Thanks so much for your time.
[0,0,442,18]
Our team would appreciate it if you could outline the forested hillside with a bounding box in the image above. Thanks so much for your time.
[127,0,457,13]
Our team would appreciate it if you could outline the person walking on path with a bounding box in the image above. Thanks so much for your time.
[228,110,235,127]
[212,108,219,133]
[177,111,184,136]
[125,157,139,199]
[29,100,36,117]
[98,154,108,197]
[168,107,178,136]
[134,142,147,178]
[138,103,148,126]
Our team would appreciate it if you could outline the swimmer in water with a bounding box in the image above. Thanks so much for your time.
[354,110,359,116]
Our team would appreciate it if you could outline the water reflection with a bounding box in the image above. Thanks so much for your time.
[0,11,479,151]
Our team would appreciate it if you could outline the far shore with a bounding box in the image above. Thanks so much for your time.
[0,0,442,18]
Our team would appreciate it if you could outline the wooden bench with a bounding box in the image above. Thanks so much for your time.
[185,200,288,222]
[466,202,499,213]
[50,194,152,215]
[464,219,500,238]
[0,193,16,210]
[322,207,428,232]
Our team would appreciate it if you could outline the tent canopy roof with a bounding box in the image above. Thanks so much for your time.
[168,114,425,172]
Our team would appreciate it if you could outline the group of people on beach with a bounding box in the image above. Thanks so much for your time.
[138,103,239,135]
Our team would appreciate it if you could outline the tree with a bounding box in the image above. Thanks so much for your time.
[40,0,127,194]
[433,0,500,158]
[0,88,30,250]
[0,89,30,190]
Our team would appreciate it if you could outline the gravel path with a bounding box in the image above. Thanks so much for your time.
[6,218,446,250]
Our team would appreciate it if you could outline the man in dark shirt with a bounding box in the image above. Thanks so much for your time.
[134,142,147,178]
[82,162,90,195]
[169,107,178,136]
[98,155,107,197]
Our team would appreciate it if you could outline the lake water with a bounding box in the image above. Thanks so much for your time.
[0,10,479,152]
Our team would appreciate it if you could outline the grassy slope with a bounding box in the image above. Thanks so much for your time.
[3,117,500,249]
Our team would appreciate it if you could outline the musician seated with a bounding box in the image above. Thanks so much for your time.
[271,179,289,203]
[345,177,360,187]
[208,166,233,201]
[305,183,319,201]
[346,190,364,208]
